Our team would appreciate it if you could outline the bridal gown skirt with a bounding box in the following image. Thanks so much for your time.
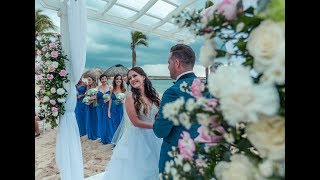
[102,126,163,180]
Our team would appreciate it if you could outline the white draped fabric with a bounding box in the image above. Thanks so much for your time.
[55,0,87,180]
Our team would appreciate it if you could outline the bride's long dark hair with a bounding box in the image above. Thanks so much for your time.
[127,67,160,115]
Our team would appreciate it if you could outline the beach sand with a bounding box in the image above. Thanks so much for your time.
[35,122,113,180]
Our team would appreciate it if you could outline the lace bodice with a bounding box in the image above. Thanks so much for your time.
[138,103,159,123]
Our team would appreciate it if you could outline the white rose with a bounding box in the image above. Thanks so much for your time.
[246,115,285,161]
[219,80,279,126]
[199,39,217,67]
[52,61,59,68]
[207,65,252,98]
[247,20,285,73]
[57,98,66,103]
[50,87,56,94]
[258,160,273,177]
[260,44,285,85]
[215,154,257,180]
[45,52,51,58]
[56,88,65,95]
[43,96,50,102]
[52,112,59,117]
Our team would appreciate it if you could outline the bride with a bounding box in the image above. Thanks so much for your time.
[101,66,163,180]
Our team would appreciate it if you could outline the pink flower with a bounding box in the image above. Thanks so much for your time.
[178,131,196,160]
[50,100,56,105]
[51,51,58,58]
[191,78,205,99]
[37,50,42,56]
[47,74,54,80]
[35,74,43,81]
[47,65,56,72]
[49,43,56,49]
[35,63,41,71]
[51,107,58,113]
[195,125,225,148]
[204,98,218,111]
[59,69,67,77]
[41,46,47,52]
[217,0,240,20]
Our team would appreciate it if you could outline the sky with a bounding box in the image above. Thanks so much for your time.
[35,0,207,77]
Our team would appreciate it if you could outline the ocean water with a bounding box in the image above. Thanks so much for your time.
[151,79,173,95]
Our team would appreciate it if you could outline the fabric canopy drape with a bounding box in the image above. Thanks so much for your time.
[55,0,87,180]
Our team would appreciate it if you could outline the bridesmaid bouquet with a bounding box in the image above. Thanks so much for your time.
[82,96,90,104]
[84,88,99,107]
[116,93,125,101]
[103,94,110,102]
[115,92,125,105]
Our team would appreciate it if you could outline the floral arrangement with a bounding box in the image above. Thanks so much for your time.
[35,34,69,129]
[116,93,126,101]
[83,88,98,106]
[113,92,126,105]
[103,94,110,101]
[161,0,285,179]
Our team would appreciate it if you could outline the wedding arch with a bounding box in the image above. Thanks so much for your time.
[39,0,203,179]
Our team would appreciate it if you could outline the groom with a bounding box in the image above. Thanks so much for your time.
[153,44,200,173]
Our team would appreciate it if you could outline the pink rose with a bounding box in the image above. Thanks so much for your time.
[48,65,56,72]
[42,46,47,52]
[35,63,41,71]
[35,74,43,81]
[204,98,218,111]
[47,74,54,80]
[191,78,205,99]
[49,43,56,49]
[51,107,58,113]
[50,100,56,105]
[195,125,225,148]
[37,50,42,56]
[59,69,67,77]
[51,51,58,58]
[217,0,240,20]
[178,131,196,160]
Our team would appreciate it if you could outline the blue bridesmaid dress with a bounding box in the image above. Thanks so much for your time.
[85,102,98,140]
[110,93,124,135]
[96,91,114,144]
[74,85,86,136]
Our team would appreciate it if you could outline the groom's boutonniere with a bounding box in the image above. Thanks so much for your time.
[179,81,192,95]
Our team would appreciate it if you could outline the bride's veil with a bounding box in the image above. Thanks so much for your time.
[111,85,132,145]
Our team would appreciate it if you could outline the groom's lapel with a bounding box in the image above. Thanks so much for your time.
[176,73,196,82]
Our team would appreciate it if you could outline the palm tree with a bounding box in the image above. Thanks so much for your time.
[35,9,57,37]
[130,31,148,68]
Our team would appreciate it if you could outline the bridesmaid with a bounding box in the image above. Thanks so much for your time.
[74,78,87,136]
[96,74,113,144]
[108,74,126,139]
[84,75,99,140]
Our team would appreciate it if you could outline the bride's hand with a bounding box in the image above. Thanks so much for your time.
[108,111,111,118]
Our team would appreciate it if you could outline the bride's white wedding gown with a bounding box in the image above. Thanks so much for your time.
[87,103,163,180]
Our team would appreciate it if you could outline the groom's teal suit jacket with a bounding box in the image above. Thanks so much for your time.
[153,72,200,173]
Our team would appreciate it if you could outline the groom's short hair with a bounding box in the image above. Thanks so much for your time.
[170,44,195,68]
